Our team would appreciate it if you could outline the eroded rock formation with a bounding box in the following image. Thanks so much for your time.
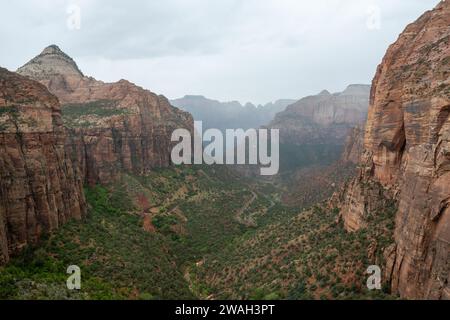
[0,68,86,264]
[339,1,450,299]
[18,45,193,185]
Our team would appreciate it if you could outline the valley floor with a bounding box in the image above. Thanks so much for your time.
[0,165,397,300]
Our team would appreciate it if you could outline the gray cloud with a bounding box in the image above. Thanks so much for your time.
[0,0,440,104]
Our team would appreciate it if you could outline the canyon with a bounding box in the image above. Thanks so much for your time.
[0,1,449,301]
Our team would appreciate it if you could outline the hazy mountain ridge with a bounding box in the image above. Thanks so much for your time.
[171,95,296,131]
[263,85,370,173]
[269,84,370,144]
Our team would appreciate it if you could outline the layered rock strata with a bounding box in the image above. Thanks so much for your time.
[339,1,450,299]
[18,45,193,185]
[0,68,86,264]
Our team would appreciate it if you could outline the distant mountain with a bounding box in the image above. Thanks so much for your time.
[171,95,296,132]
[267,84,370,172]
[269,84,370,143]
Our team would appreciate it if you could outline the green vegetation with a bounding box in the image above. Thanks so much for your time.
[62,100,132,127]
[0,185,193,300]
[128,166,253,266]
[0,106,19,116]
[279,143,343,172]
[191,193,397,300]
[0,165,398,300]
[0,105,21,131]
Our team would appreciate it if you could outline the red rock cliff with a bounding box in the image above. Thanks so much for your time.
[0,68,86,264]
[18,45,193,185]
[341,125,365,164]
[339,1,450,299]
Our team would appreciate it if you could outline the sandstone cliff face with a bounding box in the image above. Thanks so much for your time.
[339,1,450,299]
[341,125,365,164]
[18,45,193,185]
[269,84,370,146]
[0,68,86,264]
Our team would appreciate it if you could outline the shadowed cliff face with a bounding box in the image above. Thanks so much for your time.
[18,45,193,185]
[340,1,450,299]
[0,68,87,264]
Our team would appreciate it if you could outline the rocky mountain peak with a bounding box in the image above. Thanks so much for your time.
[12,45,194,186]
[17,44,84,79]
[41,44,65,55]
[341,84,371,96]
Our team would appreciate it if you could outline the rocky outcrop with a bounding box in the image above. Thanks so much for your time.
[338,173,394,232]
[0,68,86,264]
[18,46,193,185]
[339,1,450,299]
[269,84,370,145]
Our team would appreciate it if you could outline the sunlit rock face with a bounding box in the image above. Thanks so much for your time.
[18,45,193,185]
[339,1,450,299]
[0,67,86,264]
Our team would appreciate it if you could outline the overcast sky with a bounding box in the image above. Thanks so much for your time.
[0,0,441,105]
